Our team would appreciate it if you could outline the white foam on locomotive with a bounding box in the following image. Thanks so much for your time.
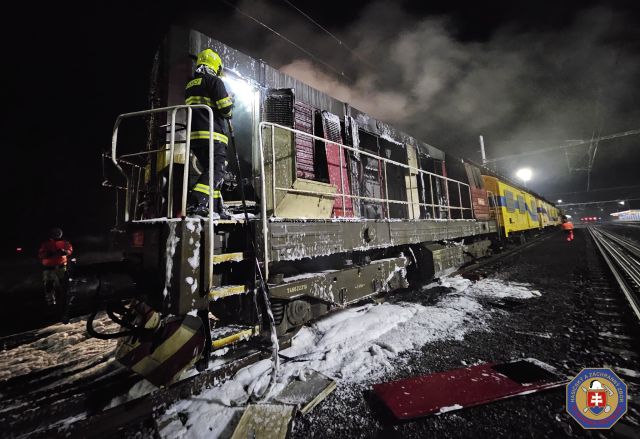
[158,275,542,438]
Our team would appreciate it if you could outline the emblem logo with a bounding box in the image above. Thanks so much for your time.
[566,368,627,429]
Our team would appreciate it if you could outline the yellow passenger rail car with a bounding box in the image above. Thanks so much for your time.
[482,175,559,237]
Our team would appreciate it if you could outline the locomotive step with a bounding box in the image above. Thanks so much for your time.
[212,252,245,264]
[211,325,259,350]
[209,284,248,300]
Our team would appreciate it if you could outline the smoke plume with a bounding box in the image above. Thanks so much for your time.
[190,1,640,197]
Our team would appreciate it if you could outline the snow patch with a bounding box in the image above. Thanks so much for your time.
[157,275,542,437]
[436,404,463,415]
[162,222,180,299]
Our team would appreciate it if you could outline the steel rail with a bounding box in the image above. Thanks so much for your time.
[587,226,640,320]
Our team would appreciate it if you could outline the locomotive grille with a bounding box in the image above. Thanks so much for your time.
[294,101,315,179]
[264,89,294,127]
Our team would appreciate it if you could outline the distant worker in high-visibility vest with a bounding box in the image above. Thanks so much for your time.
[38,227,73,305]
[561,216,574,242]
[185,48,234,219]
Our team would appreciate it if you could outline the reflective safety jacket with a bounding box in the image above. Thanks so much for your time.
[185,69,234,145]
[38,239,73,267]
[561,221,574,231]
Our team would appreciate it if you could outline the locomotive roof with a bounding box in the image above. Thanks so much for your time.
[184,27,445,161]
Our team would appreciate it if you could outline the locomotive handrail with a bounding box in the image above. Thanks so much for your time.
[258,122,474,220]
[111,104,216,290]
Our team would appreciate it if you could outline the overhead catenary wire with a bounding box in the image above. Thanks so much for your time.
[280,0,375,70]
[484,128,640,163]
[221,0,352,80]
[558,197,640,207]
[548,184,640,197]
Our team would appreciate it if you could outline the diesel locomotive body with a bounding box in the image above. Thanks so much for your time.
[97,27,559,384]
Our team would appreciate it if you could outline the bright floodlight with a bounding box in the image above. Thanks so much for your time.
[619,200,625,205]
[516,168,532,182]
[222,76,255,106]
[557,199,563,203]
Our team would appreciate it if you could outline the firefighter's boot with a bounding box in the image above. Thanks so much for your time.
[186,191,210,217]
[213,198,231,220]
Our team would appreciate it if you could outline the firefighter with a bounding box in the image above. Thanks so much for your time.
[38,227,73,305]
[185,48,234,219]
[561,215,574,242]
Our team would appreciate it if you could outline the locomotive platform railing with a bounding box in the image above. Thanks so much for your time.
[111,104,217,289]
[258,122,474,222]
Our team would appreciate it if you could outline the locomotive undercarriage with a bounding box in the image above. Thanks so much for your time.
[121,216,497,340]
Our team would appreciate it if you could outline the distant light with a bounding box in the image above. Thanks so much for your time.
[619,201,625,205]
[16,247,22,252]
[516,168,533,182]
[557,199,563,203]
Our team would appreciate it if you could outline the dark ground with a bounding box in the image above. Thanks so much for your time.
[0,235,122,336]
[292,228,640,438]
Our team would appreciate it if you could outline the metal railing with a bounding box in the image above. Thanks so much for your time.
[257,122,475,280]
[258,122,474,221]
[111,104,216,289]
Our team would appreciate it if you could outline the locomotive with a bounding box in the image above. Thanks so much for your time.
[87,27,560,385]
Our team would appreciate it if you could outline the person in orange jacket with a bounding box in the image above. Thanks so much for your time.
[561,216,574,242]
[38,227,73,305]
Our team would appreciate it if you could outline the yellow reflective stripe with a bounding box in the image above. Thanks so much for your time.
[193,184,221,198]
[185,96,213,106]
[194,183,209,193]
[186,78,202,89]
[190,131,211,140]
[214,133,228,144]
[189,131,228,144]
[215,96,233,109]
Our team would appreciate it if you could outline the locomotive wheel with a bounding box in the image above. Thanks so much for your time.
[285,299,312,327]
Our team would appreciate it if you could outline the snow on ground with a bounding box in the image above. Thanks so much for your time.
[0,314,118,381]
[158,275,542,438]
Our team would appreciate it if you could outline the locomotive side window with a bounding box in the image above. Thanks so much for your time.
[379,138,408,219]
[313,111,330,183]
[417,154,446,219]
[359,130,384,219]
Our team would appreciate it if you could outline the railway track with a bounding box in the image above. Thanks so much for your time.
[0,230,602,438]
[0,316,291,438]
[588,226,640,320]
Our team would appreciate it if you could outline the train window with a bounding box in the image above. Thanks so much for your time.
[380,138,408,219]
[517,195,526,213]
[505,190,516,212]
[313,111,329,182]
[359,130,383,219]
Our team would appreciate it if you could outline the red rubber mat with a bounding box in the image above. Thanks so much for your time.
[372,358,566,420]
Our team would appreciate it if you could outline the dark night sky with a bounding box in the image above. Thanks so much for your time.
[3,0,639,254]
